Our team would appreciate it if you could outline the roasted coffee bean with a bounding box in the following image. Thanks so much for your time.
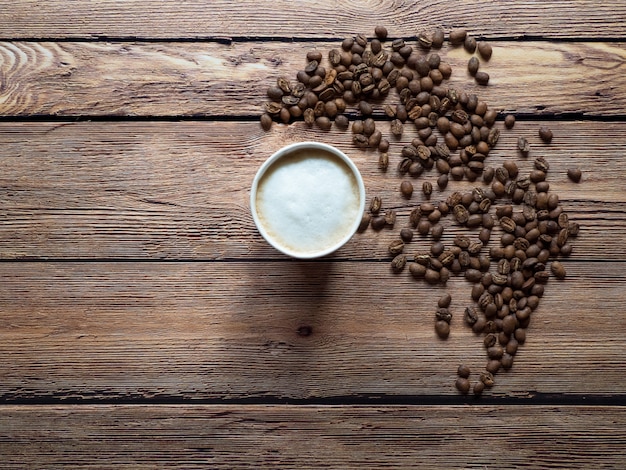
[567,168,582,183]
[438,293,452,309]
[431,241,445,257]
[357,212,371,233]
[417,219,431,236]
[481,166,494,184]
[385,210,397,227]
[455,377,470,393]
[504,114,516,129]
[539,126,553,143]
[315,116,331,130]
[551,260,566,279]
[465,269,483,283]
[353,133,369,148]
[409,262,427,278]
[436,307,453,323]
[370,196,382,214]
[477,41,493,60]
[475,71,490,86]
[486,360,501,374]
[425,269,441,284]
[374,25,388,39]
[518,137,530,156]
[457,364,471,379]
[431,28,444,49]
[500,216,516,233]
[362,118,376,136]
[488,345,504,360]
[449,28,467,45]
[400,180,414,198]
[473,381,485,396]
[435,320,450,339]
[374,153,388,173]
[388,239,405,255]
[480,370,495,387]
[390,119,404,136]
[502,314,518,334]
[464,36,477,53]
[371,215,386,230]
[454,204,470,224]
[423,181,433,198]
[399,227,414,243]
[260,113,273,131]
[418,31,433,49]
[391,254,407,273]
[468,56,479,76]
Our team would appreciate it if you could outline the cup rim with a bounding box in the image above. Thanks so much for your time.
[250,141,366,259]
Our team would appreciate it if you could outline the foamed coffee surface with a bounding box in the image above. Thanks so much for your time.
[255,148,361,256]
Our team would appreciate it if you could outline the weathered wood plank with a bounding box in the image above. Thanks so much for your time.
[0,121,623,260]
[1,405,625,469]
[0,261,623,400]
[1,0,624,39]
[0,40,624,116]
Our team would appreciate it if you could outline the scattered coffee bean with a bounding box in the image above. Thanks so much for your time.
[551,260,566,279]
[468,56,479,76]
[378,152,389,171]
[423,181,433,198]
[475,71,490,86]
[425,268,441,284]
[457,364,471,378]
[371,215,386,231]
[409,262,427,278]
[400,227,414,243]
[504,114,516,129]
[431,28,444,48]
[518,137,530,156]
[567,168,582,182]
[374,26,388,39]
[388,239,405,255]
[439,293,452,309]
[358,212,371,232]
[435,320,451,339]
[384,210,397,227]
[335,114,349,129]
[477,41,493,61]
[400,180,414,198]
[449,29,467,46]
[391,254,407,273]
[370,196,382,214]
[455,377,470,394]
[480,371,495,387]
[539,126,553,143]
[464,36,477,53]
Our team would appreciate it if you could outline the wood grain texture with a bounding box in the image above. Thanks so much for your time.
[1,405,625,469]
[0,261,623,400]
[0,120,623,260]
[1,0,625,39]
[0,40,624,116]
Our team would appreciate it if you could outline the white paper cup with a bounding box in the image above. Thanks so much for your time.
[250,142,366,258]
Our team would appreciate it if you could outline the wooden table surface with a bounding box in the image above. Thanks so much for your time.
[1,1,625,468]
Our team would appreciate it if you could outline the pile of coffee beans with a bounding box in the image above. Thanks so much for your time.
[259,27,581,396]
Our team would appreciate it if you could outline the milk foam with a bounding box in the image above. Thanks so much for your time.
[255,148,361,256]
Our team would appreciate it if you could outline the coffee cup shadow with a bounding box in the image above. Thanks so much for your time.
[225,259,338,399]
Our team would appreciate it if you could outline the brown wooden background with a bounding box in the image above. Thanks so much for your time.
[1,1,625,468]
